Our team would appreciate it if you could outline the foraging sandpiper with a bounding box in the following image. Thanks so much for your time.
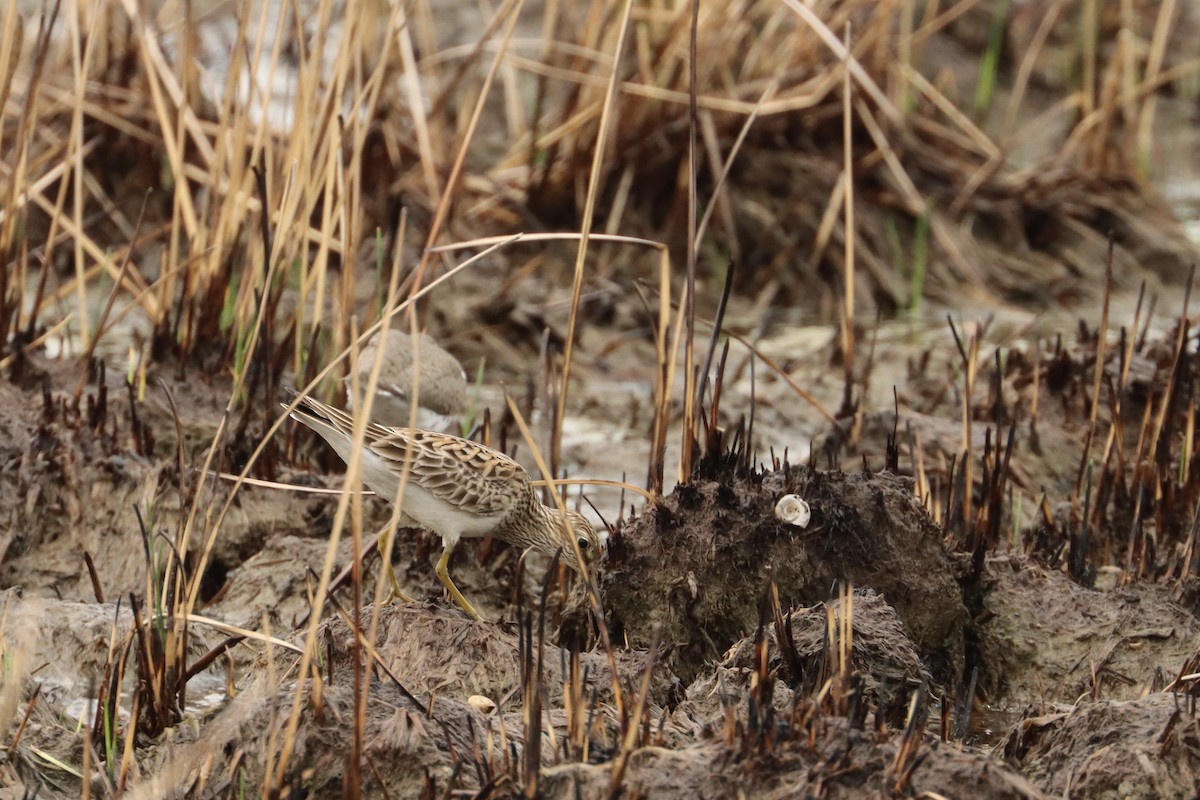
[347,328,467,432]
[287,393,606,620]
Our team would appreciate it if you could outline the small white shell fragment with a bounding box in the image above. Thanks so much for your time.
[467,695,497,715]
[774,494,811,528]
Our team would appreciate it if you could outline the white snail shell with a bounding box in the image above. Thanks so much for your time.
[774,494,811,528]
[467,695,497,714]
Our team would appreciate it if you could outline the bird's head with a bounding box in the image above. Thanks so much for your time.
[557,510,607,574]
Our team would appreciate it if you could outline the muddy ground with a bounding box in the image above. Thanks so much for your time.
[5,3,1200,792]
[3,279,1200,800]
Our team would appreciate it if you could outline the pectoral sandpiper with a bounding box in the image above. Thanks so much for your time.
[347,329,468,432]
[287,393,605,621]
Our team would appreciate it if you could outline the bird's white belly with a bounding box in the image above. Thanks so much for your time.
[343,442,509,548]
[397,482,506,541]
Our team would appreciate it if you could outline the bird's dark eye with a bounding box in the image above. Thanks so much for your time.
[577,537,590,551]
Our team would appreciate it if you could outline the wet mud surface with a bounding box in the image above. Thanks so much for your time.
[3,337,1200,799]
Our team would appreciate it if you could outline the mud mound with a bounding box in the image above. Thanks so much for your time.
[592,467,968,686]
[977,556,1200,705]
[128,598,1024,800]
[312,603,660,708]
[0,359,320,604]
[541,718,1043,799]
[130,680,488,799]
[1001,692,1200,799]
[205,534,368,631]
[0,591,221,789]
[0,591,219,693]
[677,589,932,732]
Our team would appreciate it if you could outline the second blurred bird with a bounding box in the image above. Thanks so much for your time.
[346,328,468,433]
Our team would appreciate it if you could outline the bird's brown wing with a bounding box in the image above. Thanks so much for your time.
[368,428,528,517]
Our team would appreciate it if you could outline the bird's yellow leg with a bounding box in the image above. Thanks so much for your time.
[436,545,483,621]
[384,562,416,605]
[377,525,415,605]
